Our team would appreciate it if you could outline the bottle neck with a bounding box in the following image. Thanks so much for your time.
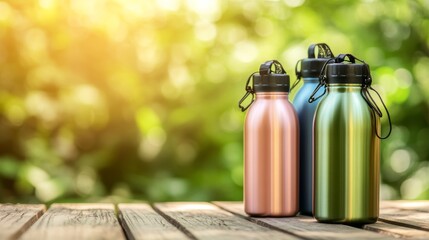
[326,84,362,93]
[255,92,289,99]
[302,77,319,83]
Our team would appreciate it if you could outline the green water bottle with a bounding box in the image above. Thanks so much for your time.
[310,54,392,224]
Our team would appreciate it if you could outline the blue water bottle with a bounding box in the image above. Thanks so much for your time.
[292,43,334,215]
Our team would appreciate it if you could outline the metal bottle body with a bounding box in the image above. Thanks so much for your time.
[314,84,380,224]
[293,77,322,215]
[244,92,299,217]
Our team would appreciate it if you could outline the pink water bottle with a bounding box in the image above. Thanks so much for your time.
[239,60,299,216]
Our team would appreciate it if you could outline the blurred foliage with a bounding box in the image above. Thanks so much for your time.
[0,0,428,203]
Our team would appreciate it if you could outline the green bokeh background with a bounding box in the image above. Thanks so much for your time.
[0,0,428,203]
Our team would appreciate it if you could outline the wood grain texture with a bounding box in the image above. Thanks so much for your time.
[0,204,45,240]
[118,203,188,240]
[20,203,125,240]
[380,208,429,231]
[364,221,429,239]
[154,202,299,240]
[381,201,429,212]
[213,202,393,240]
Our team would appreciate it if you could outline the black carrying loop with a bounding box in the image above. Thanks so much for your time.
[335,53,356,63]
[358,61,392,139]
[259,60,286,76]
[308,58,335,103]
[238,71,257,112]
[291,59,302,91]
[308,43,334,58]
[238,60,287,112]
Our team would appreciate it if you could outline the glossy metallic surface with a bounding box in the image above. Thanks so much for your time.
[244,92,299,217]
[293,77,323,215]
[314,84,380,224]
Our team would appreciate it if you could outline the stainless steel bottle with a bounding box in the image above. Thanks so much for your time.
[311,54,391,224]
[292,43,334,215]
[239,60,299,217]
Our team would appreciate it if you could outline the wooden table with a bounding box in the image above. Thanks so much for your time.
[0,201,428,240]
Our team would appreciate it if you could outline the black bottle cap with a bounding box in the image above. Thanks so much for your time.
[301,59,330,78]
[299,43,335,78]
[253,60,290,92]
[326,63,367,84]
[253,73,290,92]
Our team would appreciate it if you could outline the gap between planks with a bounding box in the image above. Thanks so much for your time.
[118,203,190,240]
[379,210,429,232]
[0,204,46,240]
[364,221,429,239]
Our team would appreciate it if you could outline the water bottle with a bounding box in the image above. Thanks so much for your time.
[239,60,299,217]
[310,54,392,224]
[292,43,334,215]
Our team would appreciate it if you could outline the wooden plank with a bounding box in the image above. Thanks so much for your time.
[379,207,429,231]
[213,202,393,240]
[153,202,299,240]
[0,204,45,240]
[364,221,429,239]
[20,203,125,240]
[381,201,429,212]
[118,203,188,240]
